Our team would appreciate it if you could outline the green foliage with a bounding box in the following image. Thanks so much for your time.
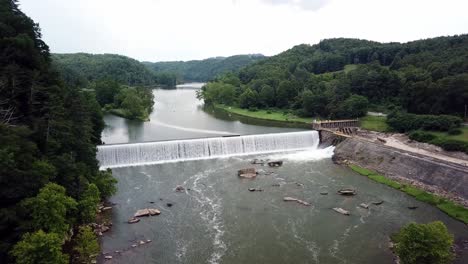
[350,165,468,223]
[239,88,258,109]
[144,54,265,82]
[447,128,462,135]
[92,169,117,199]
[394,221,454,264]
[52,53,160,87]
[199,35,468,119]
[332,94,369,118]
[409,130,468,154]
[78,184,100,223]
[359,115,389,132]
[73,226,99,264]
[92,79,122,106]
[21,183,77,237]
[0,2,117,260]
[111,86,154,120]
[409,130,437,142]
[387,112,462,132]
[12,230,69,264]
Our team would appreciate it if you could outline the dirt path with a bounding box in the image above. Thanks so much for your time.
[355,131,468,167]
[383,137,468,166]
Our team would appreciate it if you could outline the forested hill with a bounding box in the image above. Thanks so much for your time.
[200,35,468,118]
[1,1,116,263]
[143,54,266,82]
[52,53,166,87]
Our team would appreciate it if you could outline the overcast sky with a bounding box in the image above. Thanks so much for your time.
[19,0,468,62]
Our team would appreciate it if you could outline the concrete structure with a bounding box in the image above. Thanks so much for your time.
[333,137,468,202]
[312,119,359,130]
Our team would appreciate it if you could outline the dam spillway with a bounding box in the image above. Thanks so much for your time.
[97,131,320,168]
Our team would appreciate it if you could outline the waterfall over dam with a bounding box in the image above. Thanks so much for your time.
[97,131,320,168]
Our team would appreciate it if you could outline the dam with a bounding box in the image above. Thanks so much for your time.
[97,131,320,168]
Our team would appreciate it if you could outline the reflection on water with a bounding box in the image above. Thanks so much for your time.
[102,84,302,144]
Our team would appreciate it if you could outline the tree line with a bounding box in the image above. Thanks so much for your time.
[52,53,177,87]
[143,54,266,83]
[199,35,468,119]
[0,1,116,263]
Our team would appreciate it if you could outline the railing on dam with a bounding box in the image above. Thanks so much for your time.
[312,119,359,130]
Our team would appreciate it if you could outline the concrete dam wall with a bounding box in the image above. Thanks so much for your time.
[333,137,468,201]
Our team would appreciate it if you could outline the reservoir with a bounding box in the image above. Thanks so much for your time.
[100,83,468,264]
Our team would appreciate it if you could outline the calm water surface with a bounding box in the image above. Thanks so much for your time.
[101,83,468,264]
[102,84,301,144]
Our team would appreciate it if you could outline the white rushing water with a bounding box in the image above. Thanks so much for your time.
[97,131,320,168]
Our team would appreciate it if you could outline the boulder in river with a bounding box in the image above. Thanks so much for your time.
[251,159,266,165]
[332,207,350,215]
[175,185,185,192]
[134,208,161,217]
[248,188,263,192]
[359,203,369,209]
[238,168,257,179]
[372,200,384,205]
[283,197,311,206]
[268,161,283,167]
[337,188,357,196]
[128,217,140,224]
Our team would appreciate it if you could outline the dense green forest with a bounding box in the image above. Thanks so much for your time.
[0,1,116,263]
[52,53,177,87]
[91,79,155,121]
[199,35,468,119]
[143,54,265,82]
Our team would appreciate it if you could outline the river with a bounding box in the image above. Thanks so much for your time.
[100,83,468,264]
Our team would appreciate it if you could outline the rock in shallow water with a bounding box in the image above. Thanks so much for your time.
[283,197,311,206]
[333,207,350,215]
[134,208,161,217]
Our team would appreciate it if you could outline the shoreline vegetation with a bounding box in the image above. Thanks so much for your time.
[214,104,312,128]
[349,164,468,224]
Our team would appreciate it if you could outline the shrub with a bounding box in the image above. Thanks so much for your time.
[387,112,462,132]
[394,221,454,264]
[73,226,99,264]
[447,128,462,135]
[409,130,436,143]
[435,139,468,152]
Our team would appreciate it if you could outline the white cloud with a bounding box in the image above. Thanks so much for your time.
[17,0,468,61]
[262,0,331,11]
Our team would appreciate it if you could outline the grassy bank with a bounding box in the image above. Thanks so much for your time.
[349,164,468,224]
[427,127,468,144]
[215,104,313,124]
[359,115,388,132]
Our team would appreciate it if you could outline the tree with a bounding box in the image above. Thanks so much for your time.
[258,84,276,107]
[12,230,69,264]
[276,80,297,108]
[91,169,117,199]
[78,184,100,223]
[73,226,99,264]
[341,94,369,117]
[302,90,328,117]
[92,79,122,106]
[239,88,258,109]
[21,183,77,237]
[395,221,454,264]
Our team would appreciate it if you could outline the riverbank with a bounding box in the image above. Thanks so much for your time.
[333,136,468,223]
[348,164,468,224]
[214,104,312,128]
